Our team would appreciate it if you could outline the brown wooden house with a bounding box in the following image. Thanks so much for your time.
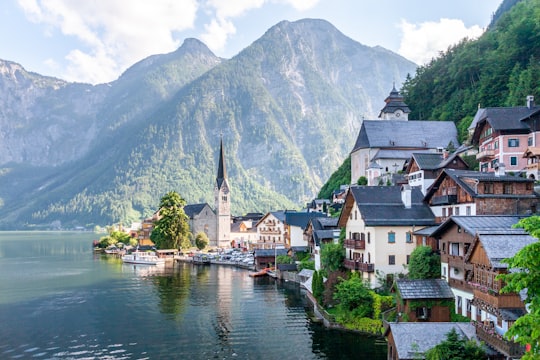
[424,168,537,223]
[395,279,454,322]
[465,230,534,358]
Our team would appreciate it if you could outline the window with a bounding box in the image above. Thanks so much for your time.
[422,236,427,246]
[508,138,520,147]
[510,156,517,166]
[388,255,395,265]
[529,137,534,146]
[455,207,460,216]
[442,208,447,217]
[494,140,499,149]
[406,232,412,243]
[406,255,410,264]
[491,159,498,169]
[367,232,371,244]
[504,184,513,194]
[466,206,471,216]
[484,183,494,194]
[388,232,395,243]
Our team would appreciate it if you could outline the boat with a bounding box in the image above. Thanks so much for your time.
[266,270,278,278]
[122,251,165,265]
[249,267,275,277]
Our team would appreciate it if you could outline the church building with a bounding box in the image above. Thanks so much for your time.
[350,86,459,185]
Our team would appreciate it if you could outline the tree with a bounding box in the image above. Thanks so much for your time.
[150,191,190,249]
[333,273,373,317]
[497,216,540,357]
[425,328,485,360]
[408,246,441,279]
[357,176,368,185]
[312,271,324,303]
[320,242,345,273]
[195,231,209,251]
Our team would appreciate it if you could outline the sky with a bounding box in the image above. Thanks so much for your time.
[0,0,503,85]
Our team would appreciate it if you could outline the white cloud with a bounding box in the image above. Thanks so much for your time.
[200,18,237,52]
[18,0,198,84]
[398,18,484,65]
[278,0,319,11]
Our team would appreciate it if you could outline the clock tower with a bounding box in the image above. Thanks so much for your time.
[378,84,410,120]
[214,137,231,248]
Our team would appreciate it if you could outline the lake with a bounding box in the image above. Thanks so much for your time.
[0,232,387,359]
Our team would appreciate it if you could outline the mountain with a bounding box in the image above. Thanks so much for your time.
[0,19,416,229]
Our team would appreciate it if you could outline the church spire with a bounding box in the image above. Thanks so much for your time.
[216,136,227,188]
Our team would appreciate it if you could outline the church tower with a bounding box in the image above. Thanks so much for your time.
[378,84,411,120]
[214,138,231,248]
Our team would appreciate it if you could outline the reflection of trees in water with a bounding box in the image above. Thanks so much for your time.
[152,269,191,316]
[309,322,387,359]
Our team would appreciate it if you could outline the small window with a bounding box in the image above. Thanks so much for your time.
[484,183,494,194]
[406,232,412,243]
[510,156,517,166]
[466,206,471,215]
[455,207,460,216]
[406,255,410,264]
[529,137,533,146]
[504,184,513,194]
[388,232,395,243]
[389,255,395,265]
[508,138,520,147]
[442,208,447,217]
[367,232,371,244]
[494,140,499,149]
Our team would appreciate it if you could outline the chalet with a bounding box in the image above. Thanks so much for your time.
[385,322,478,360]
[255,211,286,250]
[405,151,469,195]
[230,220,257,250]
[303,217,340,270]
[306,199,331,214]
[253,248,288,270]
[350,86,459,185]
[470,95,540,174]
[523,146,540,179]
[424,168,537,222]
[395,279,454,323]
[338,185,436,288]
[430,215,524,320]
[285,211,328,248]
[465,230,533,358]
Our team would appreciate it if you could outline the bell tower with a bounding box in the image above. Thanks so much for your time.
[214,137,231,248]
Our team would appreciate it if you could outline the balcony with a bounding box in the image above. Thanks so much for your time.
[431,194,458,206]
[473,321,524,358]
[476,149,495,161]
[473,287,524,308]
[448,277,472,292]
[344,239,365,250]
[344,259,375,272]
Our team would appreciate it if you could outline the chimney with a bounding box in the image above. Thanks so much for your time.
[527,95,535,109]
[401,185,412,208]
[495,163,506,177]
[442,149,449,159]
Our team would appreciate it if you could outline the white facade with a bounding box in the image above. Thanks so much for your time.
[256,213,286,250]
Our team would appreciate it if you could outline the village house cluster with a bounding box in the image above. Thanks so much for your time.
[135,87,539,359]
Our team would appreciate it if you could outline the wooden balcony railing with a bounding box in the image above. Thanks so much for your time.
[344,239,365,250]
[473,321,524,358]
[476,149,495,161]
[431,194,458,206]
[344,259,375,272]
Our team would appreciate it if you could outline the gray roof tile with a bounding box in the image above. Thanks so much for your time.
[396,279,454,300]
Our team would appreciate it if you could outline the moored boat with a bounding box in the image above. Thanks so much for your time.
[122,251,165,265]
[192,253,211,265]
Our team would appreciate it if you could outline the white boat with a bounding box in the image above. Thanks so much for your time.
[122,251,165,265]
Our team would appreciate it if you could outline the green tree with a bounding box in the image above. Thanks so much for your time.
[425,328,485,360]
[150,191,190,249]
[312,270,324,303]
[333,273,373,317]
[320,242,345,273]
[195,231,209,251]
[408,246,441,279]
[276,255,292,264]
[497,216,540,357]
[357,176,368,185]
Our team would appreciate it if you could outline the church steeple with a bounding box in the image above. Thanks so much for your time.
[378,84,411,120]
[216,137,227,189]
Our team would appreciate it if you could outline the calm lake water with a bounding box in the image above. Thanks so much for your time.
[0,232,386,359]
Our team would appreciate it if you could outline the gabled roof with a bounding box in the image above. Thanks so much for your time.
[253,248,289,257]
[386,323,477,360]
[352,120,458,152]
[372,149,425,160]
[430,215,525,238]
[407,150,468,173]
[310,217,339,230]
[313,229,340,246]
[342,186,436,226]
[184,203,213,218]
[470,231,536,269]
[378,86,411,117]
[424,169,536,201]
[396,279,454,300]
[285,211,327,229]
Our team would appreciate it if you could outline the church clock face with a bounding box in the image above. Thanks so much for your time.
[395,110,402,117]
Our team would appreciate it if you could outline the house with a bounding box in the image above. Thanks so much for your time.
[385,322,478,360]
[303,217,340,270]
[395,279,454,323]
[284,211,328,248]
[306,199,331,213]
[465,229,533,358]
[405,150,469,195]
[255,211,287,249]
[230,220,257,250]
[470,95,540,174]
[424,168,538,222]
[412,225,439,252]
[184,203,217,245]
[350,86,459,185]
[332,185,348,204]
[523,146,540,179]
[253,248,289,269]
[338,185,436,288]
[429,215,524,321]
